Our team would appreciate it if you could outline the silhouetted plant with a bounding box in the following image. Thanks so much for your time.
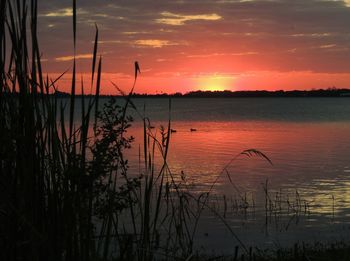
[90,97,140,217]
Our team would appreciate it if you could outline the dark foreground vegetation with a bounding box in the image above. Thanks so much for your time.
[1,0,349,260]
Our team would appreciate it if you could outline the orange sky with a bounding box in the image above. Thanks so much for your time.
[36,0,350,94]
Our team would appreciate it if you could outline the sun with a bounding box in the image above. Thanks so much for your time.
[195,74,235,91]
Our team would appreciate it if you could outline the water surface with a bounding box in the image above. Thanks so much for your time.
[71,97,350,252]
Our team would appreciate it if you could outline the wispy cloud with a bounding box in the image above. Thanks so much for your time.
[134,39,180,48]
[122,31,150,35]
[155,11,222,26]
[99,40,124,44]
[55,54,93,62]
[188,52,259,58]
[156,58,173,62]
[290,33,332,38]
[319,44,337,49]
[42,8,87,17]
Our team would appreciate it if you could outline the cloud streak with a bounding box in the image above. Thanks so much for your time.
[42,7,88,17]
[155,12,222,26]
[55,54,93,62]
[134,39,182,48]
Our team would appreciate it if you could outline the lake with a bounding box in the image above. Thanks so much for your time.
[69,97,350,253]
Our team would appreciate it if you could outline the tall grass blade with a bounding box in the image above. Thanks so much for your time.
[94,56,102,133]
[240,149,273,166]
[91,24,98,86]
[134,61,140,83]
[73,0,76,50]
[69,59,76,141]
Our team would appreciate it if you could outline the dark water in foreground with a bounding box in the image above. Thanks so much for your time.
[70,97,350,252]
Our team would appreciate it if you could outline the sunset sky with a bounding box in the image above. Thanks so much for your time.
[37,0,350,94]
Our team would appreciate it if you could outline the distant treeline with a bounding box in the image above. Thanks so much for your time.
[53,88,350,98]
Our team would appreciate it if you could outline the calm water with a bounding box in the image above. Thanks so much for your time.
[69,97,350,252]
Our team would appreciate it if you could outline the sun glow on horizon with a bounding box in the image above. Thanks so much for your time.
[195,75,236,92]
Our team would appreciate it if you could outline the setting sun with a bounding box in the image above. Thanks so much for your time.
[195,75,235,92]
